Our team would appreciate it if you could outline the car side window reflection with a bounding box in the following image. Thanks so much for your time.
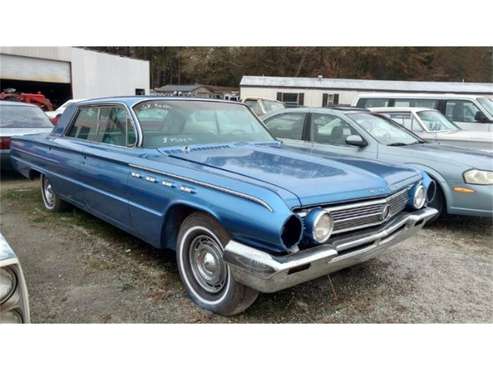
[264,113,306,140]
[311,113,357,146]
[445,100,482,123]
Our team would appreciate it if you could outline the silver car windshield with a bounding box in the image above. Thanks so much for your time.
[416,110,459,132]
[478,97,493,117]
[133,100,275,148]
[349,113,420,146]
[0,105,53,128]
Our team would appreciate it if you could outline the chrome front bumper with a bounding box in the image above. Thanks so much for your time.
[223,207,438,293]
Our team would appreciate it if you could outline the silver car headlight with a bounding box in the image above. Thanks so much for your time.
[413,184,427,209]
[0,267,17,304]
[305,209,334,243]
[463,169,493,185]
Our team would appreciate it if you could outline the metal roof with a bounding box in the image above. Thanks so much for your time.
[240,76,493,94]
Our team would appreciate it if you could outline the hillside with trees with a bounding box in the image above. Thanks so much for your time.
[88,47,493,88]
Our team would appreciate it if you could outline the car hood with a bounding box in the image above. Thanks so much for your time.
[159,143,420,207]
[387,142,493,169]
[0,127,53,137]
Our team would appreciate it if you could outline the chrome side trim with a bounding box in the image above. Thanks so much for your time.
[13,147,59,164]
[128,163,273,212]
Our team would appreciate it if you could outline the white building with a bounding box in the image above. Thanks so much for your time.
[240,75,493,107]
[0,47,150,107]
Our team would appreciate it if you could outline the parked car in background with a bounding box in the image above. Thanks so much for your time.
[353,93,493,131]
[369,107,493,153]
[263,107,493,219]
[10,97,437,315]
[242,97,285,117]
[0,101,54,170]
[45,98,84,125]
[0,232,30,324]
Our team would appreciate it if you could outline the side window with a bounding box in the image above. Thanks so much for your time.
[264,113,306,140]
[394,99,411,107]
[445,100,482,123]
[67,106,136,146]
[311,113,358,146]
[386,112,421,131]
[411,99,439,109]
[99,106,136,147]
[244,100,263,116]
[67,107,99,140]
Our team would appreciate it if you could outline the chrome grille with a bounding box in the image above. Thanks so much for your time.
[298,187,411,235]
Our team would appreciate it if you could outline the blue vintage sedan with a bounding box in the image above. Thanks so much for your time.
[263,107,493,219]
[10,97,437,315]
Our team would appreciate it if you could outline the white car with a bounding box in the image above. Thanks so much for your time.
[242,97,285,117]
[354,93,493,132]
[370,107,493,152]
[45,98,85,124]
[0,232,30,323]
[0,101,54,170]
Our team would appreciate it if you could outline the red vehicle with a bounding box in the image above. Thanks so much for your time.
[0,89,54,111]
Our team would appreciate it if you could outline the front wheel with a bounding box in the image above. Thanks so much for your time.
[176,212,258,316]
[40,174,70,212]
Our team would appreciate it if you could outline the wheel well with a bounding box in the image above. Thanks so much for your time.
[28,169,41,180]
[428,174,447,208]
[161,204,219,250]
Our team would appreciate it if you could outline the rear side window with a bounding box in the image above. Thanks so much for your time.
[264,113,306,140]
[0,105,53,128]
[384,112,422,132]
[394,99,438,109]
[67,105,136,146]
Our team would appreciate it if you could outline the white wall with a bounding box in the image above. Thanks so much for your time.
[70,48,150,99]
[240,86,360,106]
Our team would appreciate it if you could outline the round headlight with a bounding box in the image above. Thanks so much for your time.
[311,210,334,243]
[0,267,17,304]
[0,310,23,324]
[413,185,426,209]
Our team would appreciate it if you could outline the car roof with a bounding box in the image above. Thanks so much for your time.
[0,100,37,108]
[368,107,436,113]
[356,93,491,100]
[77,96,245,107]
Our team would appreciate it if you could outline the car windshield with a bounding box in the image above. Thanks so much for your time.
[478,97,493,117]
[349,112,420,146]
[416,110,459,132]
[0,105,53,128]
[133,100,275,148]
[263,100,285,113]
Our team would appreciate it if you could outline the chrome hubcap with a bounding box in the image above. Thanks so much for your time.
[189,235,227,294]
[43,178,55,206]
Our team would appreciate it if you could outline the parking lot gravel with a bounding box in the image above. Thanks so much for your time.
[1,171,492,323]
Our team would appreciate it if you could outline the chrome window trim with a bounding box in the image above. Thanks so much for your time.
[63,102,140,148]
[128,163,273,212]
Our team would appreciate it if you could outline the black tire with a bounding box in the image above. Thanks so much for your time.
[176,212,259,316]
[40,174,70,212]
[428,184,445,223]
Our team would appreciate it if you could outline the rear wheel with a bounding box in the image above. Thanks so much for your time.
[40,174,70,212]
[176,212,258,316]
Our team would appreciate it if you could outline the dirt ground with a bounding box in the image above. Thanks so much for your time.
[1,171,492,323]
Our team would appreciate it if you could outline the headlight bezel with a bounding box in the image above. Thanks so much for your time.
[0,267,17,305]
[413,184,427,209]
[305,208,334,244]
[463,169,493,185]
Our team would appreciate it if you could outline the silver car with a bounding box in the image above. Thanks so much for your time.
[263,107,493,219]
[0,232,30,324]
[369,107,493,153]
[0,101,54,170]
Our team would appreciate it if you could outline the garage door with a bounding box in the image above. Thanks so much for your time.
[0,54,71,84]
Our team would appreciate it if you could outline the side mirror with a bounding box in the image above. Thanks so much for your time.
[474,111,489,123]
[345,135,367,147]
